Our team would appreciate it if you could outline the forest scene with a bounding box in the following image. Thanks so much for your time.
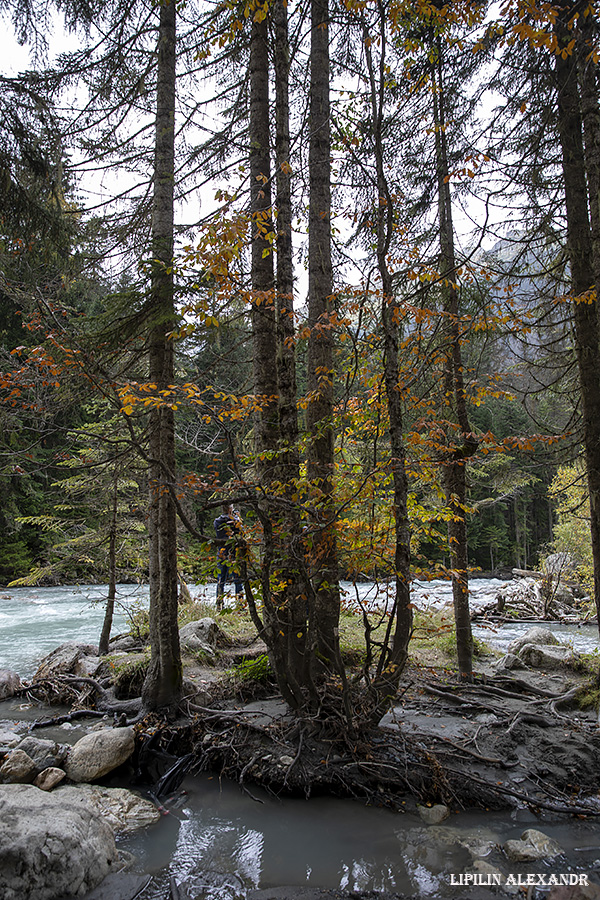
[3,0,600,898]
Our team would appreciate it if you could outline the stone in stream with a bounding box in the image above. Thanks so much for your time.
[0,669,21,699]
[34,641,99,679]
[0,729,21,750]
[0,783,119,900]
[0,748,37,783]
[64,727,135,783]
[508,626,561,656]
[16,735,68,773]
[416,803,450,825]
[503,828,562,862]
[54,784,161,834]
[34,766,66,791]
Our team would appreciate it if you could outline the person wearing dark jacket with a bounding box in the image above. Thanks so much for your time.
[213,503,244,609]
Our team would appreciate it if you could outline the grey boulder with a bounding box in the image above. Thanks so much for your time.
[16,736,68,773]
[34,767,66,791]
[508,626,561,656]
[518,643,576,669]
[0,669,21,699]
[55,784,161,834]
[64,727,135,783]
[0,783,119,900]
[504,828,562,862]
[179,617,220,657]
[34,642,98,679]
[0,749,37,784]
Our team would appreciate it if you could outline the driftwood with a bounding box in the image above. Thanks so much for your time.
[22,673,142,723]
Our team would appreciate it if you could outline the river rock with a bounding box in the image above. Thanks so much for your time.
[55,785,161,834]
[0,730,21,749]
[495,652,525,672]
[109,634,145,653]
[518,644,576,669]
[503,828,562,862]
[34,641,99,679]
[16,736,68,773]
[0,783,119,900]
[64,727,135,783]
[34,767,66,791]
[0,669,21,699]
[417,803,450,825]
[508,626,561,655]
[467,861,513,894]
[179,617,220,657]
[459,833,498,859]
[543,552,576,579]
[0,749,37,783]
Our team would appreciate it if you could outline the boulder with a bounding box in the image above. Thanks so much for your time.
[417,803,450,825]
[108,634,144,653]
[508,626,561,656]
[55,785,160,834]
[34,641,98,679]
[518,644,576,669]
[0,669,21,700]
[0,749,37,784]
[16,736,68,773]
[467,861,512,894]
[179,617,220,657]
[64,727,135,783]
[34,767,66,791]
[503,828,562,862]
[0,783,119,900]
[543,552,576,579]
[0,730,21,750]
[495,652,525,672]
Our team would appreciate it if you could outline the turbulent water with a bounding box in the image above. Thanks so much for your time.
[1,577,597,678]
[0,583,147,677]
[2,578,600,896]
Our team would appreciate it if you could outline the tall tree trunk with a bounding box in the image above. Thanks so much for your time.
[248,11,305,707]
[362,7,412,721]
[273,0,309,693]
[141,0,182,711]
[307,0,342,681]
[98,473,118,656]
[555,16,600,637]
[432,41,476,681]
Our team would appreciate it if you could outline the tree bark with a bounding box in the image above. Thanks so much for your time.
[98,473,118,656]
[555,16,600,636]
[362,7,412,720]
[273,0,309,693]
[141,0,182,711]
[432,39,476,681]
[307,0,341,680]
[248,10,306,707]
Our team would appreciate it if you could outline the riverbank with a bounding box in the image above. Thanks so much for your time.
[3,582,600,899]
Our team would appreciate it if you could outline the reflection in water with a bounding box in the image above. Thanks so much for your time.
[121,776,479,895]
[119,775,600,896]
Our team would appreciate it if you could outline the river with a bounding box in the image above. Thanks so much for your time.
[1,579,600,897]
